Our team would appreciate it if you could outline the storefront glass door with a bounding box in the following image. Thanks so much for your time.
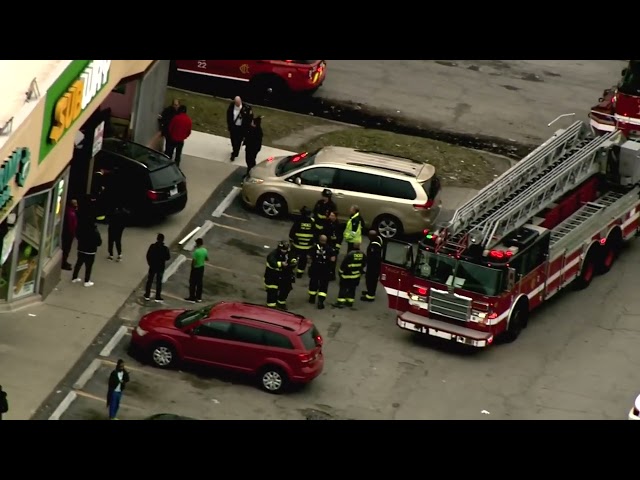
[0,212,18,301]
[12,192,50,299]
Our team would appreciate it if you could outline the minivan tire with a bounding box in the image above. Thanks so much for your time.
[374,215,404,239]
[259,365,288,394]
[257,194,288,218]
[150,342,178,369]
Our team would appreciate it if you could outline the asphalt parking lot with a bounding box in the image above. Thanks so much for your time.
[55,170,640,421]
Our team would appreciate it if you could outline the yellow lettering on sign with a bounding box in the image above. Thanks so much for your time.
[48,79,85,144]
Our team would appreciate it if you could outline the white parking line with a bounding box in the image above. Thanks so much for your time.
[48,391,77,420]
[178,226,201,246]
[73,359,102,390]
[212,186,241,218]
[163,254,187,283]
[183,220,215,251]
[99,326,128,357]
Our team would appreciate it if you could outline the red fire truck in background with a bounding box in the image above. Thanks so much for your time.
[589,60,640,138]
[379,120,640,347]
[173,60,326,98]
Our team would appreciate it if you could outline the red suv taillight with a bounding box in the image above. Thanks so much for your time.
[299,353,314,364]
[315,335,323,347]
[147,190,159,201]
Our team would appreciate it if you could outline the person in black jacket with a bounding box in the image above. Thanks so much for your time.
[144,233,171,302]
[226,96,253,161]
[158,99,180,147]
[0,385,7,420]
[72,221,102,287]
[106,359,129,420]
[244,116,263,175]
[107,206,127,261]
[312,189,337,233]
[361,230,384,302]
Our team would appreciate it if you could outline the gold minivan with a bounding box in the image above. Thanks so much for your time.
[241,147,442,238]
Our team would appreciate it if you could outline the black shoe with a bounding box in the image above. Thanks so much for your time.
[332,302,344,309]
[277,304,288,311]
[317,301,325,310]
[154,297,164,303]
[308,295,316,304]
[184,297,196,303]
[143,296,151,301]
[360,296,375,302]
[62,263,72,271]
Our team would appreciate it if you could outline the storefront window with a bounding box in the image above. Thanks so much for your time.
[45,176,66,258]
[0,215,18,301]
[13,192,49,299]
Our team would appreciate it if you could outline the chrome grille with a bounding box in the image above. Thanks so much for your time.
[428,289,471,322]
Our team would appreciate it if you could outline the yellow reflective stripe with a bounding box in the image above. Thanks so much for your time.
[317,292,327,298]
[348,263,362,268]
[341,274,360,279]
[308,290,317,295]
[267,303,277,307]
[297,233,314,238]
[266,263,282,271]
[364,294,375,299]
[277,300,286,305]
[264,283,278,289]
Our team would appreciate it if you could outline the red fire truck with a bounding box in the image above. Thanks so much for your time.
[173,60,326,97]
[589,60,640,138]
[379,121,640,347]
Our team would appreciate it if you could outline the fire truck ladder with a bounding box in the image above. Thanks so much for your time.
[549,191,626,247]
[435,121,593,254]
[476,130,616,250]
[442,121,586,239]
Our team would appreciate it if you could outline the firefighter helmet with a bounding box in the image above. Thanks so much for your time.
[322,189,332,198]
[278,241,290,251]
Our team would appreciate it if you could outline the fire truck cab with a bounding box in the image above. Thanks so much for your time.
[590,60,640,138]
[380,120,640,347]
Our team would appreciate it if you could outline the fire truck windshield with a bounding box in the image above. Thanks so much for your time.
[414,250,504,296]
[619,61,640,96]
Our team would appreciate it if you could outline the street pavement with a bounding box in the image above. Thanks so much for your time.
[317,60,626,145]
[50,170,640,421]
[0,134,291,420]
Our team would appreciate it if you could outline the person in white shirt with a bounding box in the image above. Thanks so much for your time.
[106,359,130,420]
[226,96,253,161]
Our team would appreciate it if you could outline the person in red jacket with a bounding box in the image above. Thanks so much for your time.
[165,105,192,167]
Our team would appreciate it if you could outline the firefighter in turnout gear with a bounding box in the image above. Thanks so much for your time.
[264,241,292,308]
[322,211,343,281]
[344,205,364,252]
[312,189,337,232]
[361,230,384,302]
[289,207,315,278]
[278,256,298,310]
[334,243,366,308]
[308,235,336,310]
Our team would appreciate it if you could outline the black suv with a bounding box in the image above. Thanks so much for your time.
[95,138,187,219]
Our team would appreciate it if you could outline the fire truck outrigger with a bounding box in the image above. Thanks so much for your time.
[379,120,640,347]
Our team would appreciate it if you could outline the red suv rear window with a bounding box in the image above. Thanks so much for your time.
[299,326,321,350]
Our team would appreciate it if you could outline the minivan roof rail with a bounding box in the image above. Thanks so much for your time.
[345,162,416,177]
[354,149,422,164]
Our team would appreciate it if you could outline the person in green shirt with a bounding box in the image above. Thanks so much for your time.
[185,238,208,303]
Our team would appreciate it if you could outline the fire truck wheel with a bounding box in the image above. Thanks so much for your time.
[502,302,528,343]
[251,75,287,103]
[597,228,623,275]
[574,245,599,290]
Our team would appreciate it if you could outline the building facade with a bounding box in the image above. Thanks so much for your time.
[0,60,169,309]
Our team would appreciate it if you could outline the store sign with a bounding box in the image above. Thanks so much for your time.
[0,148,31,213]
[48,60,112,145]
[92,121,105,156]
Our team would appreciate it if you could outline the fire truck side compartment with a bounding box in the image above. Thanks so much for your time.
[618,141,640,185]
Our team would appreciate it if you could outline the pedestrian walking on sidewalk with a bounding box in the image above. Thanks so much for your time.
[144,233,171,302]
[0,385,8,420]
[72,222,102,287]
[244,116,263,176]
[185,238,208,303]
[226,96,253,161]
[107,206,127,261]
[166,105,192,167]
[62,198,79,270]
[106,359,129,420]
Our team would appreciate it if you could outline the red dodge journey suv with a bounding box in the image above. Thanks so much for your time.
[130,301,324,393]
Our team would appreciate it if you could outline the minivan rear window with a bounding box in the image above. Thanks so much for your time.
[420,175,441,200]
[150,165,184,189]
[299,325,321,351]
[276,151,318,176]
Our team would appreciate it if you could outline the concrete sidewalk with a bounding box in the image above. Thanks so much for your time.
[0,131,293,420]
